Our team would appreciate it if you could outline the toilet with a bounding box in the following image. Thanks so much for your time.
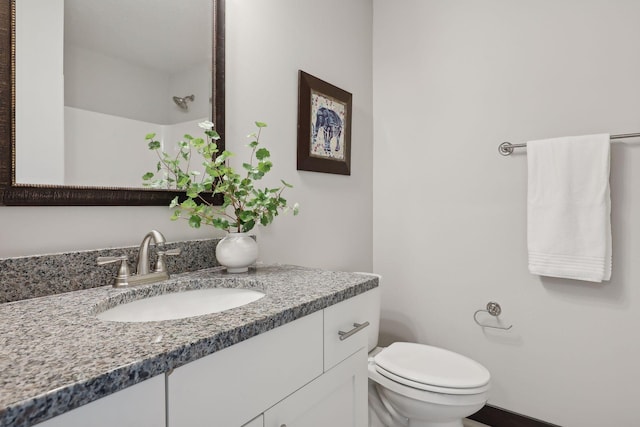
[359,274,490,427]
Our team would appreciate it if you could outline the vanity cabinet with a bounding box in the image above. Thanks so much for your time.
[168,288,378,427]
[167,310,325,426]
[263,348,368,427]
[36,287,377,427]
[37,374,165,427]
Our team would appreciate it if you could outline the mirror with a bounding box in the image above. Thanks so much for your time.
[0,0,225,206]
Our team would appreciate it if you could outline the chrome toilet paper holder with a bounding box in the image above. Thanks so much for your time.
[474,302,513,330]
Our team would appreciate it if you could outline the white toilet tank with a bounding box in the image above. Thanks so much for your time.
[354,272,381,352]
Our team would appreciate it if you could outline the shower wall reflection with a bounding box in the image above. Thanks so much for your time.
[15,0,212,187]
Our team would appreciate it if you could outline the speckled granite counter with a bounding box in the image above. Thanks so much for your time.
[0,264,378,427]
[0,238,222,303]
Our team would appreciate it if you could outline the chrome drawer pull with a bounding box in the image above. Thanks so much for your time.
[338,321,370,341]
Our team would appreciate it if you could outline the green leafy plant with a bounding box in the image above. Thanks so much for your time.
[143,121,298,233]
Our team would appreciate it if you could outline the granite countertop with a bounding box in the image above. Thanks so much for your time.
[0,264,378,427]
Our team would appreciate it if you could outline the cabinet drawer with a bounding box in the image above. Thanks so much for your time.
[323,288,379,371]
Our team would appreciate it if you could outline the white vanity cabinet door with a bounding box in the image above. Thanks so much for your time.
[37,374,165,427]
[167,311,323,427]
[263,348,368,427]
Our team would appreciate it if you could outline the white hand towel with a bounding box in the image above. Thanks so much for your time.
[527,134,612,282]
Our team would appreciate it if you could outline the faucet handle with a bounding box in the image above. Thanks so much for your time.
[97,255,131,287]
[154,248,181,273]
[97,255,127,265]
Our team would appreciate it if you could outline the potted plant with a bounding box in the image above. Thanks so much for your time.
[142,121,298,273]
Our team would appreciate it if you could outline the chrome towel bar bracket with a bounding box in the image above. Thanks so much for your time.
[498,142,522,156]
[474,302,512,330]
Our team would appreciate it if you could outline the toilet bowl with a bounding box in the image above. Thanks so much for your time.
[368,343,489,427]
[354,273,490,427]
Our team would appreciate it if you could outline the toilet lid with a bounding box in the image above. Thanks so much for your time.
[374,342,490,390]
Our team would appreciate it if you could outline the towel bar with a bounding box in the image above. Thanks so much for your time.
[498,132,640,156]
[474,302,512,330]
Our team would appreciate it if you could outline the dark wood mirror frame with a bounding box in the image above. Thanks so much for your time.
[0,0,225,206]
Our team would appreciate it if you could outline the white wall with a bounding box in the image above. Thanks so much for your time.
[65,47,210,126]
[226,0,373,272]
[1,1,373,276]
[373,1,640,426]
[64,45,171,124]
[64,108,206,187]
[15,0,65,185]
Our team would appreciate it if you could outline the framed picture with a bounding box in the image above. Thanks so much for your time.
[297,70,352,175]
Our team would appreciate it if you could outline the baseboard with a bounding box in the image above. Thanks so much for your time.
[468,404,562,427]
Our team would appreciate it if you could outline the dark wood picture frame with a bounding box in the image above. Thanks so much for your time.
[297,70,352,175]
[0,0,225,206]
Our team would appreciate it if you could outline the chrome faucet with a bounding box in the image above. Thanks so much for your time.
[136,230,166,275]
[97,229,181,288]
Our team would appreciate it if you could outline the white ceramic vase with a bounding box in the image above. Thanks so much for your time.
[215,232,258,273]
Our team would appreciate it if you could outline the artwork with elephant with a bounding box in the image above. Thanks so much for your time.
[310,90,347,161]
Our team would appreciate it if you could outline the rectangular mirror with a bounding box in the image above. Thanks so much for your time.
[0,0,225,205]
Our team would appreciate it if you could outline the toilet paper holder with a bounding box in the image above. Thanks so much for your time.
[474,302,513,330]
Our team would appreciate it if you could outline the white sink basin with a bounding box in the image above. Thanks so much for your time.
[96,288,265,322]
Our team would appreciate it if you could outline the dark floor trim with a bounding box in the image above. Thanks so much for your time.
[468,405,562,427]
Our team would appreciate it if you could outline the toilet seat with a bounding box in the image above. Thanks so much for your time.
[368,361,488,408]
[373,342,490,395]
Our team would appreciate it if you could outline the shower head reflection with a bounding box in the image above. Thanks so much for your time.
[173,94,195,111]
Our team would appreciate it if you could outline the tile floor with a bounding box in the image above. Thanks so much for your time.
[463,419,491,427]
